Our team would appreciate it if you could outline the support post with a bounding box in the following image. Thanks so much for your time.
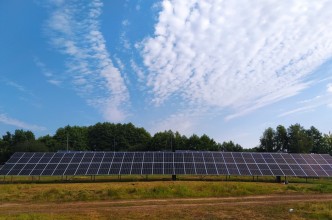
[171,143,176,181]
[172,174,177,181]
[276,176,281,183]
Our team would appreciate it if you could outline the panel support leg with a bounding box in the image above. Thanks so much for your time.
[276,176,281,183]
[172,175,177,181]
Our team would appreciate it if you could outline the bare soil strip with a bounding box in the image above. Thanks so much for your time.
[1,193,332,214]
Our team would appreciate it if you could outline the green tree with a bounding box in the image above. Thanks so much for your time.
[2,132,12,146]
[187,134,201,150]
[88,122,151,151]
[173,131,188,151]
[287,124,312,153]
[200,134,218,151]
[148,130,173,151]
[220,141,243,152]
[322,133,332,154]
[307,126,325,153]
[12,130,35,145]
[54,125,89,151]
[128,126,151,151]
[88,122,116,151]
[259,127,276,152]
[0,132,12,163]
[274,125,288,152]
[12,140,48,152]
[38,135,61,152]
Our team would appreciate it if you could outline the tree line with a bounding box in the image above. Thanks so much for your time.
[0,122,244,163]
[257,124,332,154]
[0,122,331,163]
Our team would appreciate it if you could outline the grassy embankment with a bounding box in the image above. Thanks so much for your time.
[1,177,332,219]
[0,177,332,202]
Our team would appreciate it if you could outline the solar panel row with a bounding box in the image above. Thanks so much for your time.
[0,152,332,177]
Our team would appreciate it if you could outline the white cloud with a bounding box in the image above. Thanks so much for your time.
[150,111,197,136]
[327,83,332,93]
[0,114,46,131]
[5,81,27,93]
[46,0,129,122]
[120,32,131,50]
[278,105,316,117]
[279,83,332,117]
[34,57,62,86]
[1,78,37,99]
[130,59,145,82]
[122,19,130,26]
[47,80,62,86]
[141,0,332,119]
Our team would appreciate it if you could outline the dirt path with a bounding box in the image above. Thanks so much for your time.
[1,193,332,214]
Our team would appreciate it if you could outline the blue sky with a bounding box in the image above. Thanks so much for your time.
[1,0,332,148]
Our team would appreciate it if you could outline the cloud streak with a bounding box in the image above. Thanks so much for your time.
[46,0,129,121]
[279,83,332,117]
[0,114,46,131]
[34,57,62,86]
[141,0,332,120]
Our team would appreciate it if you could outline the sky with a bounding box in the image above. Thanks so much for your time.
[0,0,332,148]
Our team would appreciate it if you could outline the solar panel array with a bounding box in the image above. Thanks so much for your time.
[1,152,332,177]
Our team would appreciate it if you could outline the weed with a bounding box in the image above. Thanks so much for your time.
[107,189,119,198]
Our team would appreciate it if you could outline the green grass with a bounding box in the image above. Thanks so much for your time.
[1,178,332,219]
[1,179,332,203]
[1,200,332,220]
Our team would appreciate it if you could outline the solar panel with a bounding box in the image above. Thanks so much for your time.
[184,162,196,174]
[165,162,175,174]
[183,152,194,163]
[131,162,142,175]
[153,162,163,174]
[164,152,174,163]
[142,162,152,175]
[1,151,332,177]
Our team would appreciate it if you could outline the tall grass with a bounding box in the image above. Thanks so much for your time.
[1,180,332,203]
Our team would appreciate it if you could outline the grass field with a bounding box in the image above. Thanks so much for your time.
[1,176,332,219]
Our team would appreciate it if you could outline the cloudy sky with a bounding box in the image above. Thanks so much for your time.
[1,0,332,148]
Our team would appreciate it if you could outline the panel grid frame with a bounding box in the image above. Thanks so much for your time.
[1,152,332,178]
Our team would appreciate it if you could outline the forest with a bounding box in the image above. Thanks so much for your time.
[0,122,331,163]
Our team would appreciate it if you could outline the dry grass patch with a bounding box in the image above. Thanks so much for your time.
[0,181,313,203]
